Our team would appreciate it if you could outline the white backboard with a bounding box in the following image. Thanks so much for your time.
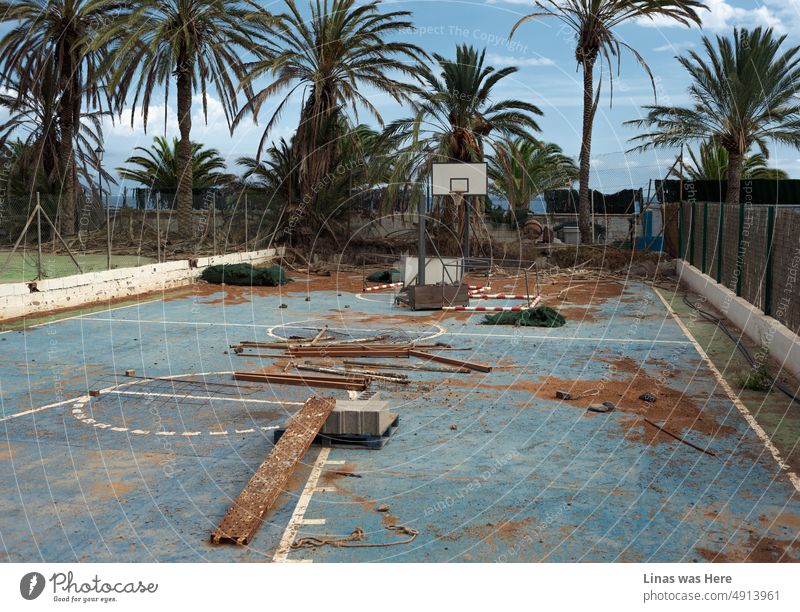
[431,162,487,196]
[402,256,464,286]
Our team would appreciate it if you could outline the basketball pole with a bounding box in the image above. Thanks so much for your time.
[418,189,426,285]
[457,191,469,263]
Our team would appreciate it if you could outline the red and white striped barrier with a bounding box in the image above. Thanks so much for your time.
[444,296,541,312]
[444,305,527,312]
[468,293,537,300]
[363,281,404,292]
[468,285,491,292]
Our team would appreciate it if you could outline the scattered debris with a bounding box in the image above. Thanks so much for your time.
[377,504,390,512]
[449,423,458,430]
[125,369,136,377]
[556,390,573,400]
[643,417,716,456]
[291,523,418,549]
[587,402,615,413]
[639,391,657,403]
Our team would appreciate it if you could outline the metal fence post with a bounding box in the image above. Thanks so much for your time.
[677,202,684,260]
[716,202,724,283]
[701,202,708,273]
[736,202,744,296]
[36,192,43,279]
[689,201,696,267]
[764,205,775,316]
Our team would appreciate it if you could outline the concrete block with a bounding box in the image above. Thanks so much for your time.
[321,400,392,436]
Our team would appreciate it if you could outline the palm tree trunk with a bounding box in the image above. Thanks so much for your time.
[725,151,743,206]
[578,56,596,244]
[176,57,194,236]
[57,54,77,236]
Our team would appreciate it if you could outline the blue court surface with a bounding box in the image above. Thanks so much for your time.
[1,274,798,562]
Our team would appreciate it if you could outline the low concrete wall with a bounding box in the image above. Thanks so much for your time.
[677,260,800,381]
[0,247,284,321]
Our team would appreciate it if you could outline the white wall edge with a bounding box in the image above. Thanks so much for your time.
[676,260,800,382]
[0,247,284,322]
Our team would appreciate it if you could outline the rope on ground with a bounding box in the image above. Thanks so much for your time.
[291,524,419,549]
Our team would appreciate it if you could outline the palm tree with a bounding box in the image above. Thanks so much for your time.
[0,0,118,234]
[97,0,272,234]
[118,136,234,189]
[237,124,387,243]
[488,139,578,223]
[630,28,800,205]
[0,67,111,198]
[510,0,705,243]
[384,45,542,251]
[674,141,789,182]
[235,0,427,229]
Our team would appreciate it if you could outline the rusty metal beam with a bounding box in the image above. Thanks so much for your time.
[233,371,369,390]
[407,349,492,373]
[210,396,335,545]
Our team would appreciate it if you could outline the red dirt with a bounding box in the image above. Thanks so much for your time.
[445,356,737,448]
[697,533,800,562]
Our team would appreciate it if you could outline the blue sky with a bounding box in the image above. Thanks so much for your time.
[4,0,800,192]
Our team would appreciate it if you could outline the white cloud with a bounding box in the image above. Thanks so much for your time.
[653,41,695,53]
[106,94,232,141]
[637,0,787,34]
[487,52,554,67]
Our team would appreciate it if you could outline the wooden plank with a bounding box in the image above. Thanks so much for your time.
[211,397,335,545]
[408,349,492,373]
[233,372,369,390]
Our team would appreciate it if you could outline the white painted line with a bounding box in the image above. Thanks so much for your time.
[154,431,176,436]
[110,427,129,432]
[108,390,304,406]
[130,429,150,435]
[325,460,345,465]
[235,428,255,434]
[25,297,166,328]
[208,431,228,436]
[445,330,691,344]
[260,425,279,431]
[181,432,201,437]
[273,447,331,563]
[79,317,273,328]
[654,288,800,492]
[0,395,89,423]
[93,423,111,429]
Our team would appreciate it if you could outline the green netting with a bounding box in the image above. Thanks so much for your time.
[480,305,566,327]
[366,268,400,282]
[200,263,291,286]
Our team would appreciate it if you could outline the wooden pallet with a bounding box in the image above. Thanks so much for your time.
[274,414,399,450]
[210,396,335,545]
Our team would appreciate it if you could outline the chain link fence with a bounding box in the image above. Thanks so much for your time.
[0,189,284,284]
[664,201,800,335]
